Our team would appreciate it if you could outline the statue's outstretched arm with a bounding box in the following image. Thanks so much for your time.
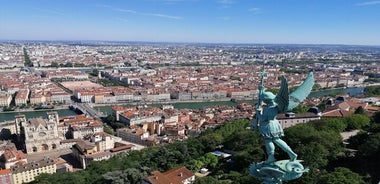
[254,70,266,128]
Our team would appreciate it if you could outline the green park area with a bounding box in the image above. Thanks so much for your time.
[32,111,380,184]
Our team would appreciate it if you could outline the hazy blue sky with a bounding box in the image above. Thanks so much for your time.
[1,0,380,45]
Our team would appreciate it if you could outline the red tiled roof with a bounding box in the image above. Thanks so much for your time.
[146,171,172,184]
[0,169,11,175]
[86,151,111,159]
[145,166,194,184]
[110,144,134,152]
[163,166,194,184]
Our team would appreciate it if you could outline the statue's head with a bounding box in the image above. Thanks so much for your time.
[261,91,275,103]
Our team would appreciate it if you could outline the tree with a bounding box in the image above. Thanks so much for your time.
[74,62,85,67]
[357,132,380,158]
[364,85,380,96]
[64,62,73,67]
[151,147,179,171]
[103,125,114,135]
[102,168,146,184]
[102,115,127,130]
[344,114,370,130]
[199,133,223,152]
[284,123,343,167]
[30,117,379,184]
[371,111,380,124]
[186,159,204,172]
[295,142,329,169]
[266,88,279,94]
[185,137,205,159]
[23,47,33,67]
[314,118,347,132]
[224,130,261,152]
[194,176,221,184]
[90,69,99,77]
[312,83,322,91]
[354,106,367,115]
[317,103,326,112]
[50,62,59,68]
[202,153,219,169]
[292,105,309,113]
[318,167,365,184]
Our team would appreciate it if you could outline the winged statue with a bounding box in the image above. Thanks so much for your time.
[254,71,314,163]
[249,71,314,183]
[275,72,315,113]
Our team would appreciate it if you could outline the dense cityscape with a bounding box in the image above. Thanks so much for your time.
[1,0,380,183]
[0,40,379,184]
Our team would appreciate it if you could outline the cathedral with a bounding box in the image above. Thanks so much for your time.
[15,112,64,154]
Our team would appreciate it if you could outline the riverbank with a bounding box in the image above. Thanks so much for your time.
[0,105,70,114]
[0,108,77,122]
[90,98,247,107]
[0,86,366,123]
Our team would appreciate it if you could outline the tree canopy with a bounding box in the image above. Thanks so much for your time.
[32,114,378,184]
[364,85,380,96]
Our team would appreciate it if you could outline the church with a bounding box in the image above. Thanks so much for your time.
[15,112,63,154]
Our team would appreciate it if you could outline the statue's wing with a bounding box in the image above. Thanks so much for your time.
[287,72,315,111]
[275,76,289,113]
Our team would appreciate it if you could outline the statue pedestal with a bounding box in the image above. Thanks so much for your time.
[249,160,309,184]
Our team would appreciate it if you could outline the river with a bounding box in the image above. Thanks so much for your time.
[0,109,78,122]
[309,87,364,98]
[0,87,365,123]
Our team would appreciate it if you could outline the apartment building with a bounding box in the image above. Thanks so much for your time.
[14,89,29,106]
[116,127,149,145]
[59,114,103,139]
[118,107,162,126]
[277,112,321,129]
[0,169,13,184]
[11,157,56,184]
[0,93,12,107]
[71,140,112,169]
[1,148,27,169]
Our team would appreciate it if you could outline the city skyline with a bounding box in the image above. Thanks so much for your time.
[1,0,380,45]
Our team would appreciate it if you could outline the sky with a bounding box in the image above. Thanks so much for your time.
[1,0,380,45]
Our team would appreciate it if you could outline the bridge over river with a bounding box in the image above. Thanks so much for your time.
[69,103,106,121]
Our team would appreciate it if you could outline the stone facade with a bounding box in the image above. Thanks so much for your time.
[15,112,64,154]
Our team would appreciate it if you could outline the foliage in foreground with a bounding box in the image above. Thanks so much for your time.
[32,113,380,184]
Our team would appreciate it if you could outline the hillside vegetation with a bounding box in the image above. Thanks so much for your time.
[33,112,380,184]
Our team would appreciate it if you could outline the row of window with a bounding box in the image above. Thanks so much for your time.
[14,166,55,183]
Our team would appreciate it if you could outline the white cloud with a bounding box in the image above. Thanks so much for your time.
[33,8,65,16]
[248,7,261,14]
[141,13,182,19]
[218,16,231,21]
[95,4,112,8]
[115,17,129,23]
[113,8,137,14]
[355,1,380,6]
[218,0,235,5]
[217,0,235,8]
[95,3,181,19]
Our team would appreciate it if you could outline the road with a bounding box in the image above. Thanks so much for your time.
[71,103,106,121]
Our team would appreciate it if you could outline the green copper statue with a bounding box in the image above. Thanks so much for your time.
[250,70,314,184]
